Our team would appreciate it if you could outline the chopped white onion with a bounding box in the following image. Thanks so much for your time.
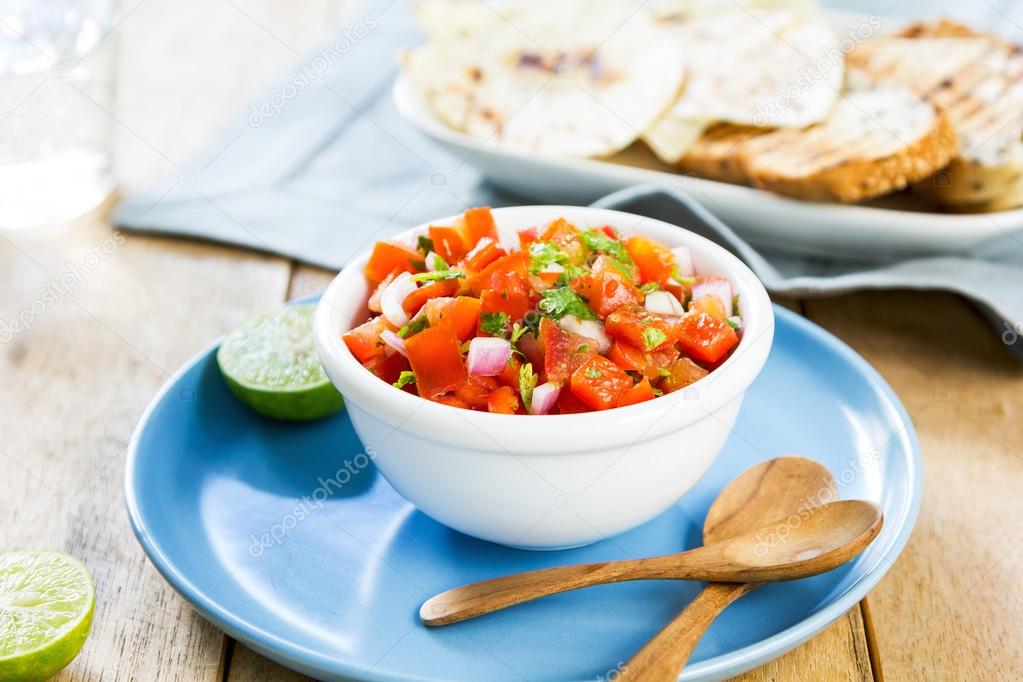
[728,315,743,331]
[540,262,565,274]
[380,329,407,357]
[529,381,561,415]
[558,315,611,353]
[644,290,685,316]
[367,272,395,313]
[692,277,734,317]
[425,251,447,272]
[465,237,493,260]
[466,337,511,376]
[672,246,695,277]
[381,272,417,327]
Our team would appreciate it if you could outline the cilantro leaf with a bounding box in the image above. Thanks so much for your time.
[528,241,569,274]
[583,366,602,379]
[639,282,661,294]
[510,323,528,344]
[480,311,511,338]
[642,327,668,350]
[393,370,416,389]
[416,235,435,254]
[397,315,429,338]
[410,270,465,283]
[538,286,596,321]
[519,362,538,409]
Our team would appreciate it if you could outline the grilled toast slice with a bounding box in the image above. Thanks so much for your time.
[678,83,957,203]
[849,21,1023,210]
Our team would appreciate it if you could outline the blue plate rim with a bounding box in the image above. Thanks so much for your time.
[124,303,922,681]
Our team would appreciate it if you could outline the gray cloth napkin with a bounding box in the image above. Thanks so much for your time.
[113,0,1023,355]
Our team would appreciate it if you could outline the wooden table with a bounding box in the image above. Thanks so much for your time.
[2,1,1021,680]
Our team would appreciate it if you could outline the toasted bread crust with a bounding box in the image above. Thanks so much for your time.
[676,125,768,184]
[913,156,1023,209]
[746,109,958,202]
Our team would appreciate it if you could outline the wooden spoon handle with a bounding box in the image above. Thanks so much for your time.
[420,554,684,626]
[618,582,758,682]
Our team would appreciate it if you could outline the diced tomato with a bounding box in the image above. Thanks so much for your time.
[479,288,532,330]
[689,294,728,320]
[518,227,538,250]
[487,385,520,414]
[342,316,393,364]
[605,305,679,352]
[600,225,619,240]
[461,207,499,250]
[429,225,468,263]
[625,236,676,285]
[454,375,499,410]
[365,241,419,283]
[676,311,739,364]
[424,296,480,341]
[555,389,589,414]
[617,377,655,407]
[569,356,633,411]
[660,357,709,393]
[364,351,410,385]
[498,353,522,389]
[463,239,506,272]
[404,325,467,399]
[640,346,680,381]
[435,395,469,409]
[402,279,459,315]
[471,251,530,296]
[584,269,640,317]
[608,340,645,372]
[540,317,598,383]
[538,217,579,245]
[590,254,639,285]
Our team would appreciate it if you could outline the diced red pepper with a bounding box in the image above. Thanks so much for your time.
[365,241,419,283]
[660,357,709,393]
[402,279,459,315]
[540,317,598,383]
[617,377,655,407]
[461,207,499,250]
[676,311,739,364]
[471,251,530,296]
[569,356,633,411]
[404,325,467,399]
[487,385,520,414]
[583,268,640,317]
[423,296,480,342]
[429,225,468,263]
[342,316,393,364]
[625,235,676,285]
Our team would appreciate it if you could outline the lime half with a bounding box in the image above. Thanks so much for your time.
[0,550,95,682]
[217,303,344,421]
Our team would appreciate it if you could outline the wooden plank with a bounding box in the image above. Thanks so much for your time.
[0,203,291,680]
[804,291,1023,680]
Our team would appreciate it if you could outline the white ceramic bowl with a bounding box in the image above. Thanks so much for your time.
[315,206,773,549]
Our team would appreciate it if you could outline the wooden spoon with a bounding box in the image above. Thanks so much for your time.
[421,461,879,627]
[616,456,842,681]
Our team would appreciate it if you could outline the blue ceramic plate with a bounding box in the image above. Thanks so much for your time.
[125,303,920,682]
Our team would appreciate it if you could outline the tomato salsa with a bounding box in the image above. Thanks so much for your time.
[343,207,742,414]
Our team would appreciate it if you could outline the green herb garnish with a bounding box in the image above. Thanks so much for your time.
[726,317,741,330]
[642,327,668,350]
[579,229,632,265]
[397,315,429,338]
[527,241,569,274]
[510,323,528,344]
[519,362,538,409]
[393,371,416,389]
[658,367,672,377]
[410,270,465,283]
[417,235,435,254]
[480,311,511,337]
[639,282,661,294]
[584,366,602,379]
[538,286,597,321]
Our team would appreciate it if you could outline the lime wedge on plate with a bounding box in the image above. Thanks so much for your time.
[0,550,95,681]
[217,303,344,421]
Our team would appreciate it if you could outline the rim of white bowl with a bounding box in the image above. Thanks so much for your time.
[314,206,774,453]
